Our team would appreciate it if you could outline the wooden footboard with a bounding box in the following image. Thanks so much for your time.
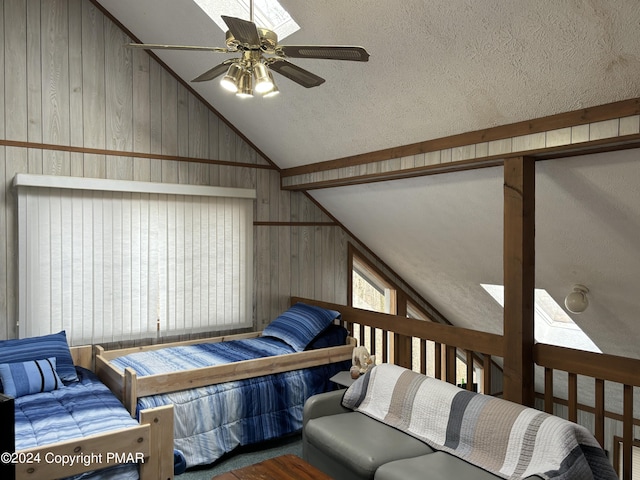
[95,332,356,416]
[139,405,174,480]
[15,404,174,480]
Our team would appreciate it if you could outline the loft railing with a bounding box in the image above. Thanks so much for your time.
[535,343,640,479]
[293,297,637,479]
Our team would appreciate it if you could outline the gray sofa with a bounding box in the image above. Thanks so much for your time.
[302,389,523,480]
[302,364,615,480]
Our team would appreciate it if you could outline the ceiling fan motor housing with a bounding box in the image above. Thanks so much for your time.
[225,28,278,53]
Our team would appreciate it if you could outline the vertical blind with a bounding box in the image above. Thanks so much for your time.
[15,174,255,345]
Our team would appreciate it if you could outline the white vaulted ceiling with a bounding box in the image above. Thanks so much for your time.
[97,0,640,359]
[98,0,640,168]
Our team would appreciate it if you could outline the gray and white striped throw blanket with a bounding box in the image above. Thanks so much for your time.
[342,364,617,480]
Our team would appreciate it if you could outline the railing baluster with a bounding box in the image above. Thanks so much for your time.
[466,350,474,391]
[594,378,605,448]
[568,372,578,423]
[623,384,633,480]
[446,345,457,385]
[369,327,376,358]
[483,354,492,395]
[544,367,554,414]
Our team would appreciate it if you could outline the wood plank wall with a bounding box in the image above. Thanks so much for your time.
[0,0,356,340]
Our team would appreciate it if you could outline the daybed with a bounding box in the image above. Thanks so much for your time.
[95,302,355,468]
[0,331,174,480]
[303,363,617,480]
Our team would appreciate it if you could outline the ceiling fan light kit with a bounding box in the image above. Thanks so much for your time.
[126,1,369,99]
[236,70,254,98]
[263,71,279,97]
[253,62,275,94]
[220,62,243,93]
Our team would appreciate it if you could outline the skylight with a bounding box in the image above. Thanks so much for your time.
[481,284,601,353]
[194,0,300,40]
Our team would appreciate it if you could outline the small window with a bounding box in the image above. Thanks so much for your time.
[195,0,300,40]
[350,250,396,362]
[352,256,396,314]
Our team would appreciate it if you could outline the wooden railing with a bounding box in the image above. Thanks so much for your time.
[535,343,640,480]
[294,297,638,479]
[293,297,504,394]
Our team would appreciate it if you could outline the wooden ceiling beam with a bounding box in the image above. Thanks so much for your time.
[281,98,640,191]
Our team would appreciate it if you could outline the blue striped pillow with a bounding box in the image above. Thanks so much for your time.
[0,357,63,398]
[262,303,341,352]
[0,331,78,383]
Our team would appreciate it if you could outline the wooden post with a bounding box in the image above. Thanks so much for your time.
[139,405,174,480]
[503,156,535,406]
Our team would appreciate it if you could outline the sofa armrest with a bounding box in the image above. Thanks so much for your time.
[303,390,351,427]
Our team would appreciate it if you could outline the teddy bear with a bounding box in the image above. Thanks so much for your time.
[350,345,375,379]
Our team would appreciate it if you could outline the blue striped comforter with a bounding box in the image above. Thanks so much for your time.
[110,336,349,467]
[15,367,140,480]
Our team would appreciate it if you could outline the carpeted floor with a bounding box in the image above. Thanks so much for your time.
[176,433,303,479]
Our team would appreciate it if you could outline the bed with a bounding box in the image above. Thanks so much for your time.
[95,302,355,468]
[0,331,174,480]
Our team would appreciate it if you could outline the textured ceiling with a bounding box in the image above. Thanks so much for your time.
[98,0,640,362]
[98,0,640,168]
[312,149,640,359]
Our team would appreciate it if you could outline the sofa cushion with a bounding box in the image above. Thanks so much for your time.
[375,452,503,480]
[305,411,434,479]
[374,451,546,480]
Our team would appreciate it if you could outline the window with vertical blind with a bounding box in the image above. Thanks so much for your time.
[15,174,255,345]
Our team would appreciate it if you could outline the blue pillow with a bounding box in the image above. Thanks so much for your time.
[307,324,349,350]
[262,303,341,352]
[0,331,78,383]
[0,357,63,398]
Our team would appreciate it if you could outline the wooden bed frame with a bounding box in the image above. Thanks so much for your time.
[14,345,175,480]
[95,331,356,416]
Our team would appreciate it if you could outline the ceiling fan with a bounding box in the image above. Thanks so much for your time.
[126,2,369,98]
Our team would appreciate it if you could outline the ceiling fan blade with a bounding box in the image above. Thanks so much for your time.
[221,15,260,46]
[277,45,370,62]
[126,43,229,53]
[192,62,232,82]
[268,59,325,88]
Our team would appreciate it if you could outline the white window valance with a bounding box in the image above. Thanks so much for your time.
[15,174,255,345]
